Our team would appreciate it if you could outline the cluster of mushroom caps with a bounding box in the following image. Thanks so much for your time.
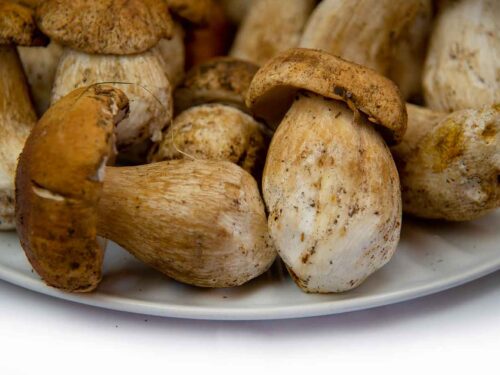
[1,0,498,294]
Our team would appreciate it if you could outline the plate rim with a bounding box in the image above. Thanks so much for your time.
[1,251,499,320]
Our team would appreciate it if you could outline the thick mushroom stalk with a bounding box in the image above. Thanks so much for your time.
[423,0,500,112]
[0,1,44,230]
[299,0,430,100]
[16,86,275,291]
[230,0,315,65]
[52,49,173,162]
[391,104,500,221]
[247,49,406,293]
[98,161,275,288]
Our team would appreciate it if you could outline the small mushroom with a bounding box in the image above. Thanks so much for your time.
[391,104,500,221]
[299,0,429,100]
[16,85,275,291]
[18,41,64,115]
[230,0,315,66]
[0,1,43,230]
[423,0,500,112]
[151,57,268,177]
[37,0,174,163]
[247,49,406,293]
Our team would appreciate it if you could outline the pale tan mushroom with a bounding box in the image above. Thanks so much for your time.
[247,49,406,293]
[151,57,268,177]
[16,85,275,292]
[0,1,43,230]
[423,0,500,112]
[230,0,315,66]
[37,0,174,163]
[299,0,431,100]
[391,104,500,221]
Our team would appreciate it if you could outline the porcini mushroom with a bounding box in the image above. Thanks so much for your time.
[0,0,43,230]
[16,85,275,291]
[423,0,500,112]
[151,57,269,177]
[299,0,430,100]
[230,0,315,66]
[391,104,500,221]
[37,0,174,163]
[246,49,406,292]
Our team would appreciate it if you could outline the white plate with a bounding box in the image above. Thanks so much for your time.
[0,211,499,320]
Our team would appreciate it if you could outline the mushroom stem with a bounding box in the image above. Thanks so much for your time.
[264,93,401,292]
[97,160,275,287]
[391,104,500,221]
[0,45,36,230]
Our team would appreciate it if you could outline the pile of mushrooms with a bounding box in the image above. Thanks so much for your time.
[1,0,498,294]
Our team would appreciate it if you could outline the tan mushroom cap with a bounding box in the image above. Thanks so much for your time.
[246,48,407,144]
[0,1,47,46]
[175,57,259,113]
[15,85,129,292]
[36,0,174,54]
[166,0,213,25]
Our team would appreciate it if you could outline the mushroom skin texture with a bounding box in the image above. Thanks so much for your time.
[423,0,500,112]
[230,0,315,66]
[247,49,405,293]
[0,46,37,230]
[153,22,186,88]
[52,49,173,163]
[98,160,276,288]
[391,104,500,221]
[299,0,428,99]
[16,86,129,291]
[18,41,64,115]
[150,104,268,177]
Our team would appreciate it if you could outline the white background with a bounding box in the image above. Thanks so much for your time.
[1,271,499,375]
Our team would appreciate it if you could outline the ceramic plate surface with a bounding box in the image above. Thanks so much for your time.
[0,211,499,320]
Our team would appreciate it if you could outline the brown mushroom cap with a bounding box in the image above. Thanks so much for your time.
[15,85,129,292]
[0,1,47,46]
[246,48,407,144]
[36,0,173,54]
[175,57,259,113]
[166,0,213,25]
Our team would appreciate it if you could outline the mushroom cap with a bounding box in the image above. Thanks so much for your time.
[15,85,129,291]
[166,0,213,25]
[36,0,174,54]
[175,57,259,113]
[150,103,269,177]
[246,48,407,145]
[0,1,47,46]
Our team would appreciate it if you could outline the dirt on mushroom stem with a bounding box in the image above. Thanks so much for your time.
[263,93,401,293]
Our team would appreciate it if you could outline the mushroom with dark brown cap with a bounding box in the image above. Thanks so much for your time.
[37,0,175,163]
[246,48,406,293]
[391,103,500,221]
[0,0,43,230]
[16,85,276,291]
[151,57,269,177]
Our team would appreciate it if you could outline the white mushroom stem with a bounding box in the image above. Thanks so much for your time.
[97,160,276,287]
[51,48,173,162]
[18,41,63,115]
[423,0,500,112]
[263,93,401,293]
[153,22,185,88]
[299,0,424,83]
[230,0,315,65]
[391,104,500,221]
[0,46,37,230]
